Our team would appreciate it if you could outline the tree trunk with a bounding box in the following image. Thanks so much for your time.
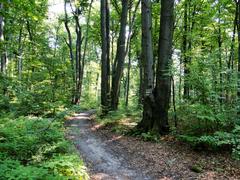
[0,2,7,74]
[74,7,83,104]
[17,26,23,80]
[183,1,196,99]
[236,1,240,109]
[153,0,174,134]
[125,0,140,107]
[111,0,128,110]
[101,0,111,114]
[139,0,174,134]
[138,0,154,130]
[64,0,76,103]
[138,50,144,105]
[182,0,189,99]
[218,4,223,104]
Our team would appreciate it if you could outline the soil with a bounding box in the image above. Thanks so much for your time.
[65,110,240,180]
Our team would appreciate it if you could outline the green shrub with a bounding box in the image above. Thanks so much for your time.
[0,159,59,180]
[0,116,89,179]
[43,155,89,179]
[178,125,240,159]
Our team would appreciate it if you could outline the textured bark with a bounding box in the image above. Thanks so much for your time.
[111,0,128,110]
[138,0,154,130]
[138,0,174,134]
[101,0,110,113]
[153,0,174,134]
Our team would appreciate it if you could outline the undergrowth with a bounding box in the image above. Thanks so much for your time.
[0,110,89,179]
[97,104,240,160]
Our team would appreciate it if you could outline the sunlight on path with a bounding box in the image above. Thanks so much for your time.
[65,111,150,180]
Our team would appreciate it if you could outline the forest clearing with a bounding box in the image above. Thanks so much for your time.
[0,0,240,179]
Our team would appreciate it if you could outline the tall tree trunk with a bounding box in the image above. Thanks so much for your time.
[17,26,23,80]
[227,3,238,103]
[218,4,223,104]
[0,2,7,74]
[64,0,75,103]
[81,0,94,101]
[125,0,140,107]
[138,50,144,105]
[74,7,83,104]
[82,0,93,66]
[153,0,174,134]
[111,0,128,110]
[101,0,110,114]
[236,1,240,111]
[138,0,154,130]
[182,0,189,98]
[183,1,196,99]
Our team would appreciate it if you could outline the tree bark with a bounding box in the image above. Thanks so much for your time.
[111,0,128,110]
[138,0,154,130]
[153,0,174,134]
[138,0,174,134]
[101,0,111,114]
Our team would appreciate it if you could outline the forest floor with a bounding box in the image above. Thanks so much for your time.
[65,110,240,180]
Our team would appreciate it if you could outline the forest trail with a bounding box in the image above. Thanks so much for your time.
[65,111,240,180]
[65,110,149,180]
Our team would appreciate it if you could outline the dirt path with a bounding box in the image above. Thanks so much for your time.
[65,111,149,180]
[65,111,240,180]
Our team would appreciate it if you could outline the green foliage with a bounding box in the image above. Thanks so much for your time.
[138,132,160,142]
[176,103,235,135]
[0,115,89,179]
[0,159,57,180]
[178,126,240,160]
[189,164,203,173]
[43,155,88,179]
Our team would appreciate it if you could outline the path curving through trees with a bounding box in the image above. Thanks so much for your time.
[65,111,240,180]
[65,110,150,180]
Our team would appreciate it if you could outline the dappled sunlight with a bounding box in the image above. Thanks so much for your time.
[66,115,90,121]
[91,173,113,180]
[1,0,240,178]
[91,124,104,131]
[105,135,123,143]
[119,117,138,128]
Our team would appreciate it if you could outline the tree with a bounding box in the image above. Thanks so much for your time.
[111,0,129,110]
[101,0,111,114]
[138,0,154,130]
[64,0,87,104]
[0,2,7,74]
[138,0,174,134]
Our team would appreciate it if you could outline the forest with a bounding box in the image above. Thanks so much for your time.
[0,0,240,179]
